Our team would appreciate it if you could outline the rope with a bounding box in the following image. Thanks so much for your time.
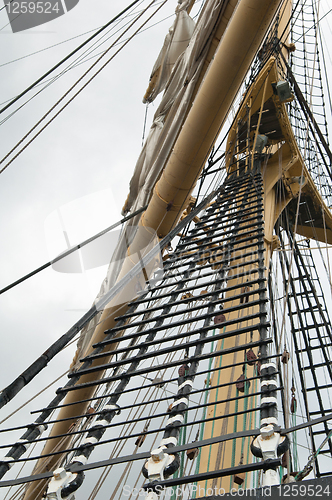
[230,389,239,490]
[245,367,258,490]
[239,366,250,469]
[0,0,143,115]
[0,0,168,175]
[203,336,224,493]
[0,370,68,426]
[142,103,149,147]
[292,398,299,472]
[0,204,147,296]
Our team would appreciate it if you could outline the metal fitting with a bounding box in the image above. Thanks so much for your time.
[151,448,165,462]
[45,467,84,499]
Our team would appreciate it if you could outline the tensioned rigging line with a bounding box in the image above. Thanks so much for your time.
[275,215,327,458]
[0,175,267,483]
[0,5,159,132]
[318,14,332,114]
[0,0,171,75]
[59,181,260,484]
[0,0,168,174]
[1,39,262,418]
[0,387,279,450]
[0,204,147,296]
[275,60,331,363]
[0,28,98,70]
[0,1,324,169]
[0,409,270,465]
[0,0,49,31]
[0,186,218,410]
[0,0,143,115]
[0,370,69,429]
[1,9,174,125]
[79,306,265,365]
[0,2,151,124]
[293,6,332,44]
[0,0,14,13]
[30,354,279,415]
[30,376,272,430]
[56,335,268,397]
[103,377,164,500]
[0,9,174,112]
[0,1,150,69]
[1,414,332,489]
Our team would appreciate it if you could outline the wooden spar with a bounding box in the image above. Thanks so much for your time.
[23,1,286,498]
[140,0,286,238]
[197,1,332,485]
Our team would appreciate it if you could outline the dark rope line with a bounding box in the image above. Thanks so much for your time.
[31,353,281,416]
[0,186,219,483]
[57,338,270,393]
[0,0,15,14]
[83,301,266,366]
[1,412,332,487]
[0,189,216,412]
[281,51,332,174]
[124,253,261,300]
[0,407,264,465]
[0,390,270,450]
[114,283,264,324]
[0,175,266,485]
[293,6,332,44]
[142,178,259,470]
[1,376,269,437]
[0,0,143,115]
[51,176,256,493]
[75,309,266,378]
[0,204,147,296]
[0,0,163,70]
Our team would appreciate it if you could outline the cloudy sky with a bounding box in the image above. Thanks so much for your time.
[0,0,180,398]
[1,0,332,496]
[0,0,207,494]
[0,2,186,491]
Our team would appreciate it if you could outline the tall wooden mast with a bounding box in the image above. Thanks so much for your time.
[21,0,332,498]
[23,3,286,499]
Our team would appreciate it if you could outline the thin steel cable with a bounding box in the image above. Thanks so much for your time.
[0,0,144,113]
[0,370,69,426]
[0,1,160,69]
[0,0,167,174]
[0,204,147,296]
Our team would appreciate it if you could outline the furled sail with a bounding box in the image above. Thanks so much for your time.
[74,0,239,367]
[1,1,332,500]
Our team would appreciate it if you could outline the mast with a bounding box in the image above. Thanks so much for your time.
[1,1,332,499]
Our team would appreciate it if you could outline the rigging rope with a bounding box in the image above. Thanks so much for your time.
[0,0,143,115]
[0,204,147,296]
[1,414,331,490]
[0,10,175,113]
[0,0,168,175]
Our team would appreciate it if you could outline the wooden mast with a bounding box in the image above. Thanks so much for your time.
[198,0,332,490]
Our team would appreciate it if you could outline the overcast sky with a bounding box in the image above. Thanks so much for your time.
[0,1,204,496]
[1,0,332,497]
[0,0,179,392]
